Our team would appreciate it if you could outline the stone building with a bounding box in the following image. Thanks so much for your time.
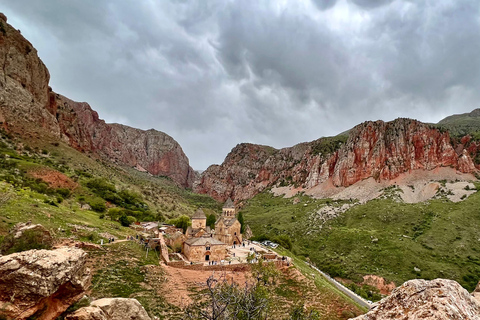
[183,237,226,262]
[186,209,211,238]
[214,199,242,245]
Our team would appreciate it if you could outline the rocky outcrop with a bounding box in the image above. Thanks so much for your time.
[0,13,59,137]
[196,119,478,202]
[353,279,480,320]
[0,247,91,320]
[53,94,195,187]
[0,14,194,187]
[65,298,151,320]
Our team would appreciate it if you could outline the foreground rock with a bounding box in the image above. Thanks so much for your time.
[353,279,480,320]
[0,247,91,320]
[66,298,151,320]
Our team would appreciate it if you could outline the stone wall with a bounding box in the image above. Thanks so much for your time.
[184,243,226,262]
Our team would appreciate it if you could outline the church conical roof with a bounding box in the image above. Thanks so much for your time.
[192,208,206,219]
[223,198,235,208]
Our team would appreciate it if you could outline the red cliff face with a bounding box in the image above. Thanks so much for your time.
[195,119,478,202]
[0,15,194,188]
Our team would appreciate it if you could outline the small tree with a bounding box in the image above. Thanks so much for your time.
[206,214,216,229]
[88,198,106,213]
[119,214,130,227]
[250,259,280,286]
[289,304,320,320]
[184,274,270,320]
[169,215,191,233]
[238,211,245,234]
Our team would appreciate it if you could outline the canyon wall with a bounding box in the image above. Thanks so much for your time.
[0,14,194,187]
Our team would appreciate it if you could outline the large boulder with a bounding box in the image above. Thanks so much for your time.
[353,278,480,320]
[0,247,91,320]
[66,298,151,320]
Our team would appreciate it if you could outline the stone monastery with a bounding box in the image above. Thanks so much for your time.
[183,199,242,262]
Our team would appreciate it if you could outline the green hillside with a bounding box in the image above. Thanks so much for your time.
[241,184,480,297]
[436,108,480,138]
[0,128,220,240]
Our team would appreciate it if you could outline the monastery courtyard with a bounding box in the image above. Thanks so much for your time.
[196,241,285,266]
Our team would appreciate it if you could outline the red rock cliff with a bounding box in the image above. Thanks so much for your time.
[0,14,195,187]
[195,119,478,202]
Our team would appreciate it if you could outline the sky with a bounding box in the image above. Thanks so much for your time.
[1,0,480,170]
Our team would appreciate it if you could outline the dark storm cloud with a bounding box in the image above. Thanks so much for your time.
[1,0,479,169]
[312,0,393,10]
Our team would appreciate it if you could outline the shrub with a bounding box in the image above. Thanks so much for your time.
[206,213,216,229]
[274,234,292,250]
[119,214,131,227]
[167,215,191,233]
[127,216,137,225]
[88,198,106,213]
[86,178,116,198]
[107,208,123,221]
[0,229,53,254]
[56,188,71,198]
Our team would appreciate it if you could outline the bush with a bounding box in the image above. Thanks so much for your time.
[119,214,131,227]
[88,198,106,213]
[274,234,292,250]
[127,215,137,225]
[86,178,116,198]
[167,215,191,233]
[56,188,71,198]
[107,208,123,221]
[206,213,216,229]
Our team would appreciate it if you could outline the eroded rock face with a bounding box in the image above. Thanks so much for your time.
[0,247,91,320]
[0,14,59,137]
[195,119,478,202]
[0,14,194,188]
[353,279,480,320]
[53,95,195,187]
[66,298,151,320]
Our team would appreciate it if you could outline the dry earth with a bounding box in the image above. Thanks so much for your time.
[160,264,249,308]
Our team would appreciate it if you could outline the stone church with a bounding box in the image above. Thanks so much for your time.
[182,199,242,262]
[214,198,242,246]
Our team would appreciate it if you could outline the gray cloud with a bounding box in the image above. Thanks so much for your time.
[1,0,479,169]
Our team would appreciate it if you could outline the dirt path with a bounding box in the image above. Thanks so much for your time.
[160,264,248,308]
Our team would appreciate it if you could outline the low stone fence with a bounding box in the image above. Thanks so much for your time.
[166,261,251,272]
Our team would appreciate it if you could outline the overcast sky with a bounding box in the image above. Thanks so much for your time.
[2,0,479,169]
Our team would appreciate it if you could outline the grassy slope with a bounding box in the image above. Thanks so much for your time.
[0,132,364,319]
[241,185,480,293]
[0,130,220,237]
[274,247,368,318]
[435,109,480,138]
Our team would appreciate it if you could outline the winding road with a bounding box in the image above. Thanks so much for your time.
[306,262,372,309]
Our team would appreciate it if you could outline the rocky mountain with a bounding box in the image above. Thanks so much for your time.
[195,118,480,202]
[0,13,194,188]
